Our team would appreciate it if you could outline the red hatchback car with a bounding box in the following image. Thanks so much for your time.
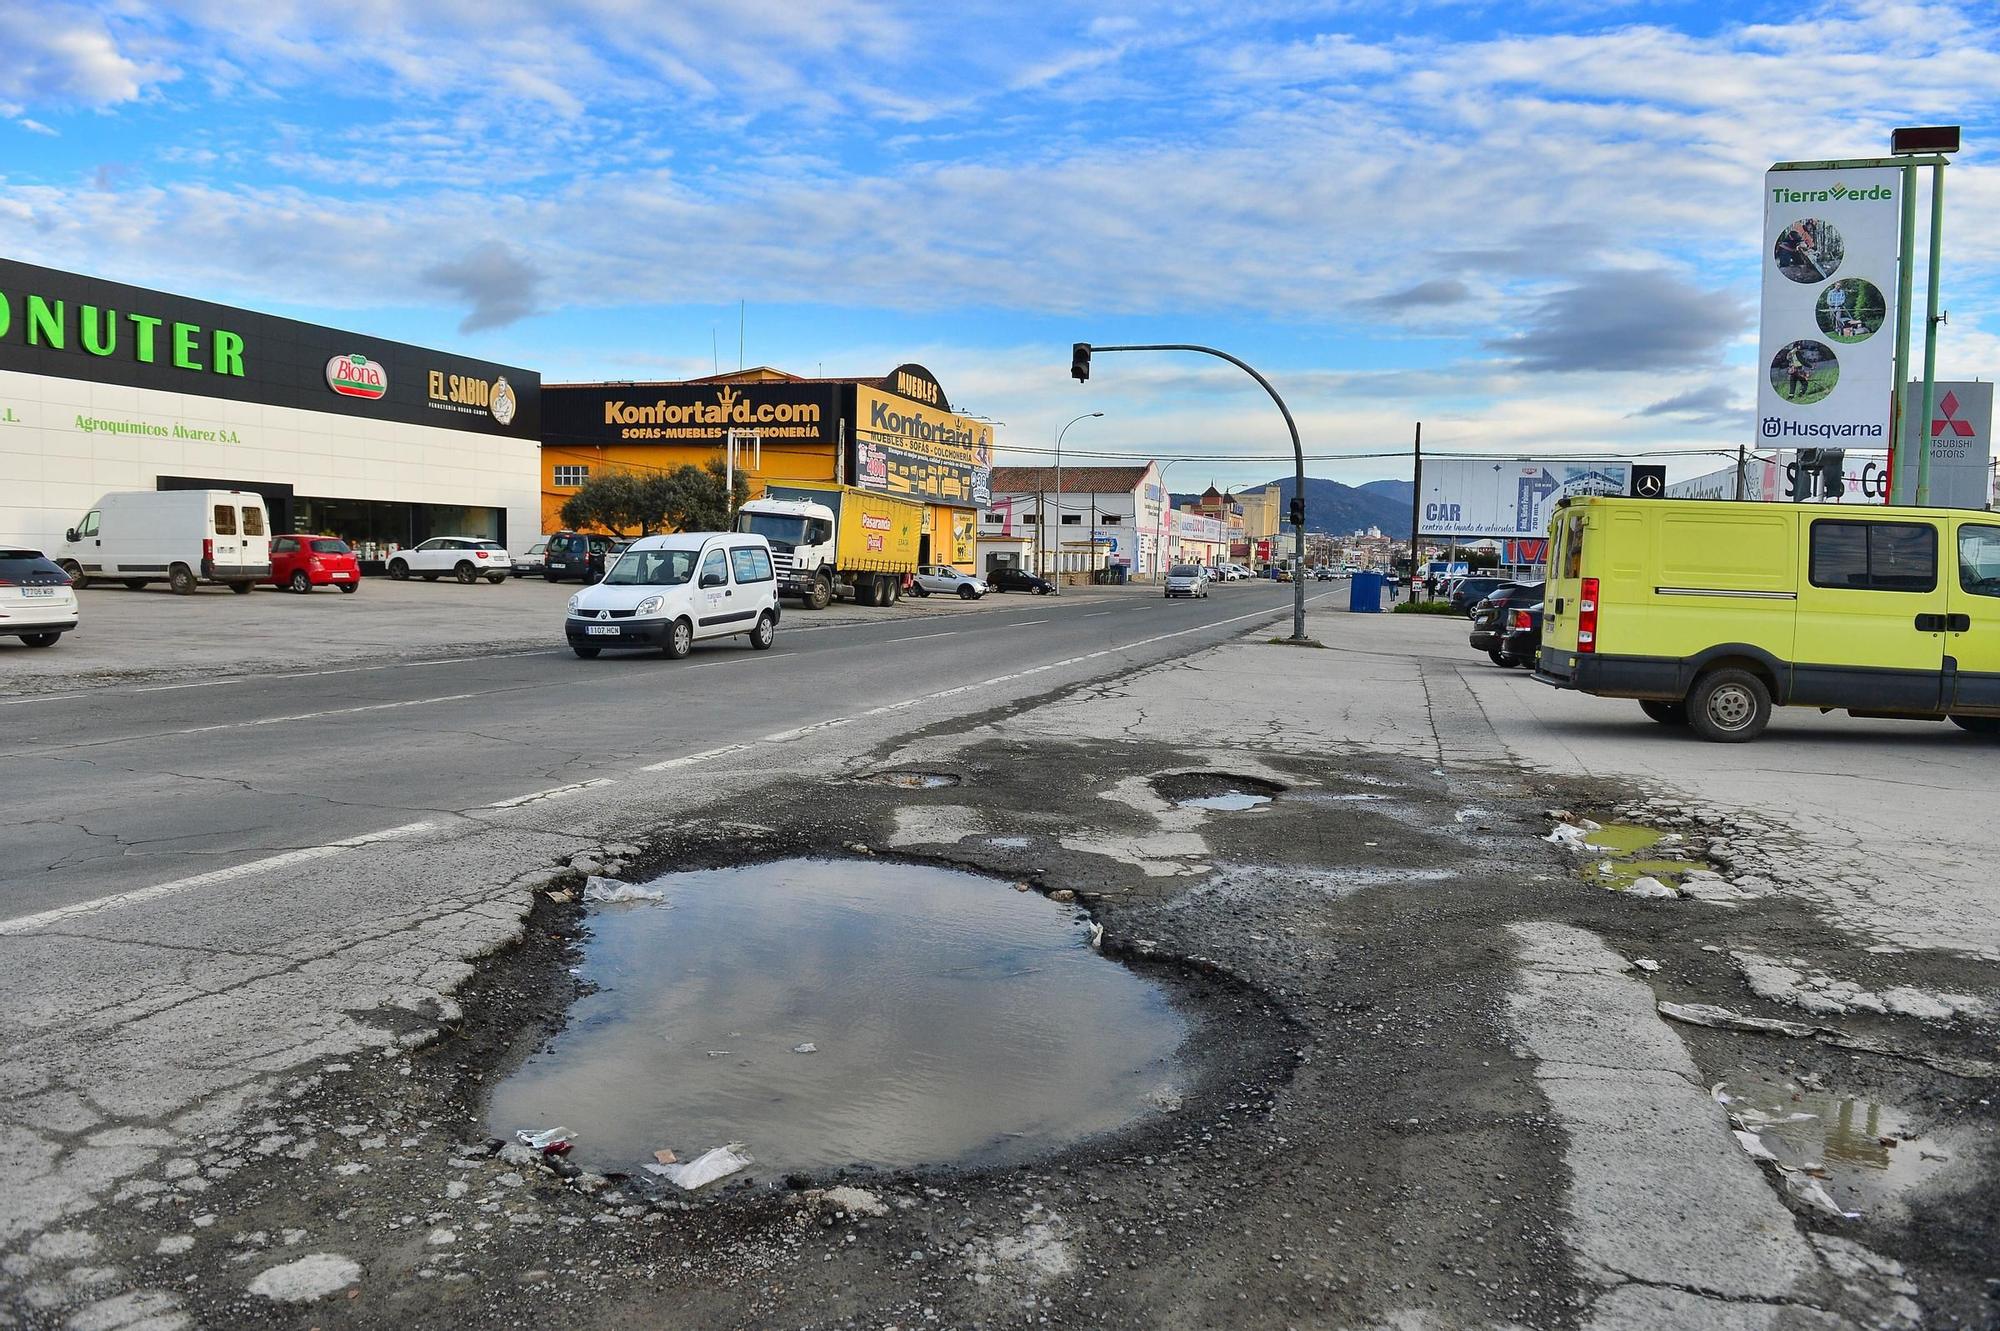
[270,535,361,593]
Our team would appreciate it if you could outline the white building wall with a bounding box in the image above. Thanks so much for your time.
[0,367,540,552]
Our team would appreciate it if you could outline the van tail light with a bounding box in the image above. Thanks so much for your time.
[203,538,214,562]
[1577,577,1599,653]
[1512,609,1532,630]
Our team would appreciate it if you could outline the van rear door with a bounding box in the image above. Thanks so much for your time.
[207,499,242,578]
[1945,518,2000,713]
[237,502,271,579]
[1792,515,1947,712]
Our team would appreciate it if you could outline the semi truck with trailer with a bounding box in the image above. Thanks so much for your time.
[734,481,924,608]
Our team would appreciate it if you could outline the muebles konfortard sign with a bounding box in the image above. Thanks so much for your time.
[1757,166,1902,452]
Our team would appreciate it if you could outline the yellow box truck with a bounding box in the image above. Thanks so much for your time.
[734,481,924,608]
[1537,495,2000,742]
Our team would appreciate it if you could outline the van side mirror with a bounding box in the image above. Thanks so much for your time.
[65,529,79,543]
[701,572,726,588]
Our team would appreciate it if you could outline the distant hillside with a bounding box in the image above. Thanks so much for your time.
[1172,478,1410,538]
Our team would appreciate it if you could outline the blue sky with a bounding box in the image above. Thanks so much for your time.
[2,0,1998,492]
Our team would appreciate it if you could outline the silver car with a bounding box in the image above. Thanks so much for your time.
[1164,564,1210,598]
[911,564,987,599]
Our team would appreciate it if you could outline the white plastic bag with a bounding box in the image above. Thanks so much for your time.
[583,876,669,905]
[645,1142,752,1190]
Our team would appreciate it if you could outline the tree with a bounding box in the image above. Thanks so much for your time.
[557,460,750,537]
[655,460,748,533]
[559,470,659,536]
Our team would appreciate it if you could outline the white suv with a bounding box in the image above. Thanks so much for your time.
[0,549,80,648]
[387,538,513,584]
[566,533,780,660]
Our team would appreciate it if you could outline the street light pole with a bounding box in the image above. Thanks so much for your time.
[1054,411,1103,596]
[1154,458,1184,584]
[1077,344,1308,642]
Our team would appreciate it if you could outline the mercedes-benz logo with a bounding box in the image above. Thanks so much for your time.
[1635,474,1664,498]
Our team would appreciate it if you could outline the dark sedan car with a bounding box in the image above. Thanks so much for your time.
[1497,601,1544,668]
[1447,575,1514,616]
[987,567,1054,595]
[1467,581,1544,664]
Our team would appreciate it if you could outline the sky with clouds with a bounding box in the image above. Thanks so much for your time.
[2,0,1997,491]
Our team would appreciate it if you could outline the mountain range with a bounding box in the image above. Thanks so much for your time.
[1170,477,1413,538]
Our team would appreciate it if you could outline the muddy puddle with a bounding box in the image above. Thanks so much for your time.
[1718,1070,1964,1217]
[862,771,962,789]
[1179,791,1273,812]
[488,858,1187,1180]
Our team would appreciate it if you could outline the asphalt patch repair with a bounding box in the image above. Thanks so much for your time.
[28,725,2000,1329]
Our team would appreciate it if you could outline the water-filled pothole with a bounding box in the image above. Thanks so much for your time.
[489,858,1186,1180]
[1718,1071,1963,1217]
[1155,772,1285,812]
[861,771,962,789]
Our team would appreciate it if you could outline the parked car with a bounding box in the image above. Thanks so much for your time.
[269,535,361,594]
[543,531,624,584]
[0,549,79,647]
[564,532,779,660]
[987,567,1053,595]
[1447,575,1512,616]
[386,537,512,584]
[1498,601,1545,668]
[1273,564,1293,582]
[1227,564,1253,581]
[911,565,987,599]
[512,539,549,579]
[1468,582,1544,665]
[1164,564,1210,598]
[56,489,270,595]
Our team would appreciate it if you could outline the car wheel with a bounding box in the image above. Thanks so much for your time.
[338,583,358,594]
[60,561,89,590]
[1688,668,1771,743]
[665,617,693,659]
[1487,649,1508,667]
[289,570,312,593]
[389,560,409,580]
[911,582,929,598]
[487,574,506,584]
[807,576,832,610]
[229,581,253,595]
[751,614,776,650]
[124,579,147,591]
[20,632,60,648]
[169,564,197,596]
[544,572,560,583]
[1640,700,1690,726]
[455,561,477,584]
[572,645,601,659]
[1948,714,2000,734]
[958,584,975,600]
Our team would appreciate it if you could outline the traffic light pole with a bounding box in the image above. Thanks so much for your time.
[1075,343,1308,642]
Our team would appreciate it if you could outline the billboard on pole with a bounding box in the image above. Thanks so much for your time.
[1758,166,1902,451]
[1896,380,1992,508]
[1418,459,1632,538]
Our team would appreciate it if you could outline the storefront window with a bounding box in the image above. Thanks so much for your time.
[291,497,505,565]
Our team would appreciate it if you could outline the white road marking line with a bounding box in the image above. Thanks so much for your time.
[246,693,484,728]
[886,631,959,643]
[761,717,855,743]
[484,778,617,809]
[640,743,755,772]
[134,678,239,692]
[1085,611,1113,617]
[1013,620,1049,626]
[0,820,439,936]
[0,694,80,706]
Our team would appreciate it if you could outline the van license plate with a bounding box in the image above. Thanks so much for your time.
[586,625,621,636]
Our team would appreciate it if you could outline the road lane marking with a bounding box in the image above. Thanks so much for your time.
[0,820,439,936]
[1085,611,1112,617]
[640,743,755,772]
[134,678,239,692]
[0,694,80,706]
[1013,620,1048,626]
[247,693,485,728]
[484,778,617,809]
[886,631,959,643]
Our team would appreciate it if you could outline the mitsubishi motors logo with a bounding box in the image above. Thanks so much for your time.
[1934,391,1976,438]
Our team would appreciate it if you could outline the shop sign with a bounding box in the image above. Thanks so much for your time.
[544,382,841,446]
[854,384,994,508]
[325,353,387,400]
[0,287,246,379]
[882,363,947,408]
[490,376,518,426]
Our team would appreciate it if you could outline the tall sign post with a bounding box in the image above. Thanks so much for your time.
[1890,126,1961,504]
[1071,342,1308,642]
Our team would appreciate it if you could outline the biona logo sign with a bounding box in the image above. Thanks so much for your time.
[325,353,388,400]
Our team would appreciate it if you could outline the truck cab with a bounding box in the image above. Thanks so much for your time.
[736,499,838,608]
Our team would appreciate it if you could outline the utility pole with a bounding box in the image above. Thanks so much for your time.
[1073,343,1309,641]
[1407,423,1421,602]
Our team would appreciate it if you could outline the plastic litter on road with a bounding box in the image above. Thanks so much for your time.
[516,1126,575,1153]
[1657,1001,1817,1038]
[583,877,670,905]
[645,1142,753,1190]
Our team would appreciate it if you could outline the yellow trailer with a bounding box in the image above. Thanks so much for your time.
[735,481,925,607]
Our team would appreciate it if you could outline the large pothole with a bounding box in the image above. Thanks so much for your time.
[486,857,1187,1181]
[1153,771,1287,811]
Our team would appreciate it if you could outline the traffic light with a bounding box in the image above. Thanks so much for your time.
[1818,448,1846,499]
[1070,343,1092,382]
[1289,496,1305,527]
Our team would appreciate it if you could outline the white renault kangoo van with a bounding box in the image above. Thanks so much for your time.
[564,532,780,660]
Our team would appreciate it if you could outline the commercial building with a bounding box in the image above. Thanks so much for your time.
[0,257,541,561]
[984,464,1165,583]
[541,364,993,568]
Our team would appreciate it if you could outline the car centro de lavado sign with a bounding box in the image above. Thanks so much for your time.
[1418,458,1633,538]
[853,372,994,508]
[1757,165,1902,450]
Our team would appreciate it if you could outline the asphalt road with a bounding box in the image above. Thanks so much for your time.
[5,581,1333,921]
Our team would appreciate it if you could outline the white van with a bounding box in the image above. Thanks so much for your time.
[58,490,273,595]
[563,532,780,659]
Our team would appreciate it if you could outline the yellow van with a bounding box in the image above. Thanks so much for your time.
[1536,496,2000,742]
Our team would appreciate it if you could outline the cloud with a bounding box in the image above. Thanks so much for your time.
[1367,279,1469,310]
[421,243,546,334]
[16,118,58,137]
[0,6,163,113]
[1488,270,1750,373]
[1632,383,1746,425]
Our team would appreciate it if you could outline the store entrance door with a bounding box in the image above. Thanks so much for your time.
[918,534,932,565]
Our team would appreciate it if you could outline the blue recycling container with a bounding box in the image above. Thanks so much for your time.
[1348,570,1385,613]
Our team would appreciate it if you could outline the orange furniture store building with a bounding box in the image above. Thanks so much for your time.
[540,364,995,569]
